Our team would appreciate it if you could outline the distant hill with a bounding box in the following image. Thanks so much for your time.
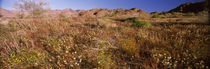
[0,8,78,18]
[0,8,150,18]
[46,8,78,17]
[169,1,208,13]
[1,0,208,18]
[0,8,15,17]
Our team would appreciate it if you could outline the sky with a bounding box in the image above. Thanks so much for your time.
[0,0,205,13]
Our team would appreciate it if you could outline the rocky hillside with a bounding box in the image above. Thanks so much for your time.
[0,8,150,18]
[169,1,208,13]
[78,8,151,18]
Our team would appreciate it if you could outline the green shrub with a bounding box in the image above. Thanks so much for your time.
[151,15,164,18]
[131,20,152,28]
[124,17,152,28]
[124,17,141,22]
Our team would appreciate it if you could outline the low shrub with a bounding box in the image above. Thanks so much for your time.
[131,20,152,28]
[124,17,141,22]
[124,17,152,28]
[151,15,165,18]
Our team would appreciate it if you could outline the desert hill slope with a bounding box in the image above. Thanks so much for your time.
[169,1,208,13]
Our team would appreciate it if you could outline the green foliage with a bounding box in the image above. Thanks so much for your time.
[124,17,152,28]
[131,20,152,28]
[124,17,141,22]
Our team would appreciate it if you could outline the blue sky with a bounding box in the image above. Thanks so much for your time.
[0,0,205,13]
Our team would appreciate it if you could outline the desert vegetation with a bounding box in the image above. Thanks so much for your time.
[0,0,209,69]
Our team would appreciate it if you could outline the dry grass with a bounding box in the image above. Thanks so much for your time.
[0,13,209,69]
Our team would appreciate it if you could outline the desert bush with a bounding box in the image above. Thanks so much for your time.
[15,0,49,18]
[124,17,152,28]
[131,20,152,28]
[124,17,141,22]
